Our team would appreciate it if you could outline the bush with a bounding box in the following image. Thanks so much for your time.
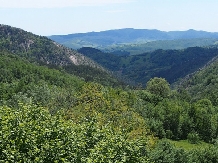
[0,104,149,162]
[149,140,188,163]
[187,132,200,144]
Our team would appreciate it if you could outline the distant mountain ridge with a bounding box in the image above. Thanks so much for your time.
[103,38,218,55]
[49,28,218,50]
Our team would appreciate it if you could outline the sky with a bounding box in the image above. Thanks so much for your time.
[0,0,218,36]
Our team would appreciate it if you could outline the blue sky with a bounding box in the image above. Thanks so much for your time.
[0,0,218,36]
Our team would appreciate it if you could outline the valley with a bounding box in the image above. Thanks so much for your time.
[1,24,218,162]
[78,46,218,86]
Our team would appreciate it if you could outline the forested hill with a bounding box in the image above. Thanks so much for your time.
[2,25,218,162]
[49,28,218,49]
[78,46,218,85]
[177,56,218,105]
[0,24,101,68]
[0,24,123,87]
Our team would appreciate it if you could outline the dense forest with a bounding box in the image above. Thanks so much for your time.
[0,24,122,87]
[78,46,218,85]
[1,25,218,162]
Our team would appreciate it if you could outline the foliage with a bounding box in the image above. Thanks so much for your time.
[188,146,218,163]
[0,104,149,162]
[0,24,122,87]
[146,77,170,98]
[68,82,150,140]
[149,139,218,163]
[2,103,218,162]
[0,53,84,112]
[134,77,218,143]
[78,46,218,86]
[63,64,124,87]
[178,57,218,105]
[77,47,121,71]
[148,140,188,163]
[2,24,218,162]
[187,132,201,144]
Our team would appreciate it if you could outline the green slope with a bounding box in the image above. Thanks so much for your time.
[78,47,218,86]
[0,24,100,67]
[177,55,218,105]
[0,24,123,87]
[0,52,84,111]
[2,26,218,162]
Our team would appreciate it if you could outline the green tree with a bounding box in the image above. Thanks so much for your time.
[149,140,188,163]
[190,99,215,142]
[0,104,150,162]
[146,77,170,98]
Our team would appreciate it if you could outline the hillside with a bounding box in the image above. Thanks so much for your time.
[0,24,100,67]
[0,52,84,111]
[2,52,218,162]
[0,24,122,86]
[49,28,218,52]
[177,56,218,105]
[2,25,218,162]
[78,46,218,85]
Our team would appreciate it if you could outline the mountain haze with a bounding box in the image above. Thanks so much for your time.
[103,38,218,55]
[49,28,218,51]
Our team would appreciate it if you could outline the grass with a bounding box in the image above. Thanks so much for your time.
[168,139,210,150]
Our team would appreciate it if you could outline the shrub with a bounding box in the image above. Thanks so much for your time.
[187,132,200,144]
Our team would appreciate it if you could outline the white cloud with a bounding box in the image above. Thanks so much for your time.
[0,0,135,8]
